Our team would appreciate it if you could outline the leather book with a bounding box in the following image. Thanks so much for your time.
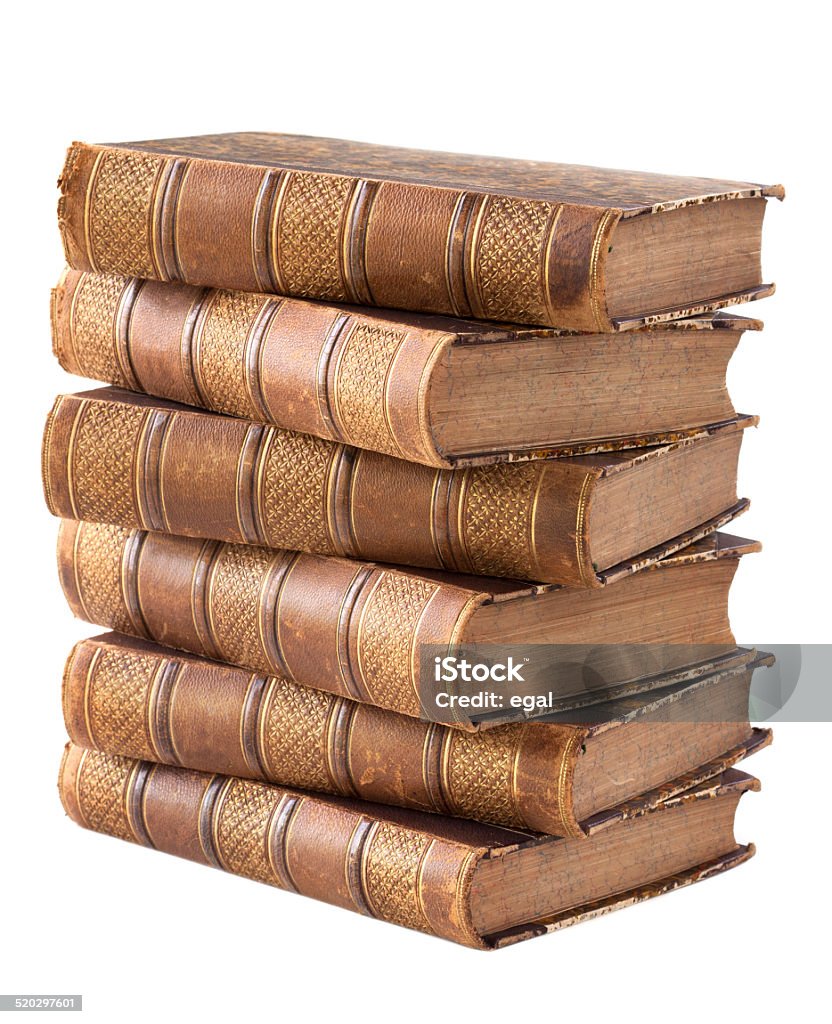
[57,133,782,330]
[58,746,759,949]
[56,520,759,724]
[62,629,772,836]
[52,267,756,468]
[42,387,753,586]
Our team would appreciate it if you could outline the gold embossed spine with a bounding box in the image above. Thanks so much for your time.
[469,195,558,325]
[62,634,591,833]
[85,149,165,279]
[64,744,491,945]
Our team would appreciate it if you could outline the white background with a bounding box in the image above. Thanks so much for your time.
[0,1,828,1020]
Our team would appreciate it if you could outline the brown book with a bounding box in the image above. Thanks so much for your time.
[42,388,752,586]
[52,267,756,469]
[57,133,782,330]
[56,520,758,724]
[63,630,771,836]
[58,745,759,949]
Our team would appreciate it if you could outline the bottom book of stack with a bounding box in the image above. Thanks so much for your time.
[60,747,758,950]
[58,633,770,949]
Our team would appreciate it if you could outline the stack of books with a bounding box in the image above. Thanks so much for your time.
[45,133,781,949]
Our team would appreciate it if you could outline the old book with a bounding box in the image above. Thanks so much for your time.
[52,267,757,468]
[58,745,759,949]
[57,134,782,331]
[56,520,758,724]
[63,630,771,836]
[42,388,752,586]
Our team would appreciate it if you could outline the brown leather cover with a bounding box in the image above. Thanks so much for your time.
[58,744,757,949]
[42,387,751,586]
[61,630,771,836]
[51,267,757,468]
[57,134,781,330]
[55,519,757,724]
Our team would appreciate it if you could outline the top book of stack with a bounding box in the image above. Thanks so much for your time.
[57,133,783,332]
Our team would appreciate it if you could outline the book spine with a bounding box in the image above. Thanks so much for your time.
[42,391,598,586]
[62,634,585,837]
[52,269,457,468]
[58,143,619,331]
[56,519,485,722]
[58,743,486,947]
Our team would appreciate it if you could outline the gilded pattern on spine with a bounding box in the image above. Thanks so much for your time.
[61,746,484,947]
[61,143,617,330]
[59,521,483,722]
[44,393,551,583]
